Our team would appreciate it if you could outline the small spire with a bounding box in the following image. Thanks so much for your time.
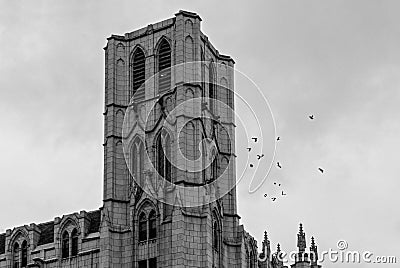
[277,243,281,252]
[297,223,306,253]
[310,236,318,264]
[264,231,268,242]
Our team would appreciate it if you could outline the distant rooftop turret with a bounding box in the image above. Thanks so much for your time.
[297,223,306,253]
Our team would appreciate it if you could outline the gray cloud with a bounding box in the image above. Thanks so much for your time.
[1,1,399,267]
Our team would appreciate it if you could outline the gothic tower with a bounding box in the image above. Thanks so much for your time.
[101,10,248,268]
[0,10,324,268]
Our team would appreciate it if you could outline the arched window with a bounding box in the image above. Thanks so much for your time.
[21,241,27,267]
[116,59,125,103]
[185,36,194,63]
[139,213,147,242]
[131,48,145,99]
[157,39,171,93]
[62,231,69,258]
[13,243,19,268]
[148,210,157,239]
[156,131,172,182]
[209,62,215,113]
[71,229,78,257]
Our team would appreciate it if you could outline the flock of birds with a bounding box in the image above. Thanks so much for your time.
[247,114,324,202]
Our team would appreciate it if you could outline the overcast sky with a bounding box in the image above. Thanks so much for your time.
[1,1,400,267]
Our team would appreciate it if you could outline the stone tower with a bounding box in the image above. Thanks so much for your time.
[0,10,323,268]
[101,10,251,268]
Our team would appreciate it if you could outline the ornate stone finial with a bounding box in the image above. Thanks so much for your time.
[264,231,268,242]
[310,236,318,264]
[299,223,304,234]
[297,223,306,253]
[311,236,315,248]
[277,243,281,252]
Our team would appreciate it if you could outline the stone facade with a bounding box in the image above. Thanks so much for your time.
[0,10,322,268]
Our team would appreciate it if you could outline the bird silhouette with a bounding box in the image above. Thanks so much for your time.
[264,193,268,198]
[252,137,258,142]
[277,162,282,168]
[271,197,277,202]
[250,164,254,168]
[309,115,314,120]
[247,147,251,152]
[318,167,324,173]
[277,136,280,141]
[281,191,286,196]
[257,154,264,160]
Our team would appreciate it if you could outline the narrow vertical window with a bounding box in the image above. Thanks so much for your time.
[148,210,157,239]
[71,229,78,257]
[158,39,171,94]
[157,132,171,182]
[139,213,147,242]
[21,241,27,267]
[164,134,171,182]
[156,135,164,178]
[209,62,215,113]
[132,143,138,181]
[211,151,218,181]
[139,142,144,185]
[132,141,145,185]
[213,220,219,251]
[13,243,19,268]
[62,231,69,258]
[131,48,145,99]
[201,48,205,99]
[202,132,207,183]
[116,59,125,103]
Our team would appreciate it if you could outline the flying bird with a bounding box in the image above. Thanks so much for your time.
[277,136,280,141]
[250,164,254,168]
[271,197,277,202]
[318,168,324,173]
[247,147,251,152]
[252,137,258,142]
[309,115,314,120]
[257,154,264,160]
[281,191,286,196]
[264,193,268,198]
[277,162,282,168]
